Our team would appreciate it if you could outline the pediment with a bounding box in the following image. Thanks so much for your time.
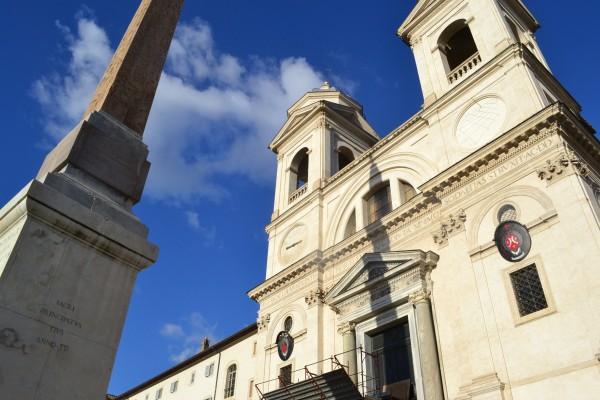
[269,101,378,152]
[324,251,439,308]
[398,0,438,38]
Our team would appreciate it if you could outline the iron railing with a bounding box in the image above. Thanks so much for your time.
[254,347,381,400]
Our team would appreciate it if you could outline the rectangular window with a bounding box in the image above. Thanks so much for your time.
[249,379,254,399]
[252,341,257,356]
[510,264,548,317]
[170,381,178,393]
[155,388,162,400]
[279,365,292,388]
[205,363,214,377]
[367,184,392,224]
[190,371,196,384]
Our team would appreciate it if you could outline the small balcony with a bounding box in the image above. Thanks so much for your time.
[447,52,482,85]
[289,184,308,204]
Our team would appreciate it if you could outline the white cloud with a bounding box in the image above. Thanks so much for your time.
[32,18,112,140]
[185,211,201,229]
[160,323,185,338]
[32,16,358,205]
[160,312,218,363]
[184,210,218,247]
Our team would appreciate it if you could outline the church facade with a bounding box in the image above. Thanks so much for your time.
[114,0,600,399]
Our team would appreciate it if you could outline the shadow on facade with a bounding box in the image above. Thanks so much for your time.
[362,155,416,400]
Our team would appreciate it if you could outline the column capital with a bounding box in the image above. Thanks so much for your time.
[305,289,325,307]
[337,321,356,335]
[257,313,271,331]
[409,289,431,305]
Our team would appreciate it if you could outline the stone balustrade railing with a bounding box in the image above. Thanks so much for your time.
[289,184,308,204]
[448,52,482,84]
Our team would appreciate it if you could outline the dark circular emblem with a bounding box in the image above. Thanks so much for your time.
[276,331,294,361]
[494,221,531,262]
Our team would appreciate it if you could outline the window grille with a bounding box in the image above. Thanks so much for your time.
[224,364,237,398]
[510,264,548,316]
[367,184,392,224]
[280,365,292,387]
[498,204,518,222]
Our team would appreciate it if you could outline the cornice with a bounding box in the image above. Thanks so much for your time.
[398,0,538,43]
[265,113,425,233]
[420,44,578,120]
[248,251,323,302]
[420,103,560,196]
[253,102,598,306]
[270,101,378,153]
[323,113,426,188]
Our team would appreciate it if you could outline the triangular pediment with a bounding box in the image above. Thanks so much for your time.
[398,0,438,39]
[325,251,438,305]
[398,0,538,40]
[269,100,378,152]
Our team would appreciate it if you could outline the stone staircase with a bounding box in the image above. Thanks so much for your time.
[261,369,363,400]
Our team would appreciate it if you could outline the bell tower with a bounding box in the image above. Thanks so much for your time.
[266,83,379,277]
[397,0,582,164]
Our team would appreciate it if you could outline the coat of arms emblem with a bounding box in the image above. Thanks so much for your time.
[276,331,294,361]
[494,221,532,262]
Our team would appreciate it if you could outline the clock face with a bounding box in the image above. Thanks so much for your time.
[279,225,307,264]
[456,97,507,149]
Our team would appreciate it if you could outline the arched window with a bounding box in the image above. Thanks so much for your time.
[366,183,392,224]
[343,210,357,239]
[224,364,237,398]
[290,148,309,191]
[438,20,479,71]
[337,147,355,172]
[400,180,417,203]
[497,204,518,223]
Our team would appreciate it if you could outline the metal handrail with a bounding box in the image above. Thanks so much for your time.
[254,346,382,399]
[255,383,264,400]
[278,375,295,400]
[304,367,326,400]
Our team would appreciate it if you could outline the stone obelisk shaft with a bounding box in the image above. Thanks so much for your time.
[85,0,184,136]
[0,1,184,399]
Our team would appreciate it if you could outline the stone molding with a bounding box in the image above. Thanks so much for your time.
[337,322,356,335]
[304,289,325,307]
[432,209,466,247]
[334,267,423,316]
[257,314,270,331]
[408,288,432,305]
[537,148,589,184]
[325,252,437,319]
[455,373,505,400]
[252,105,599,307]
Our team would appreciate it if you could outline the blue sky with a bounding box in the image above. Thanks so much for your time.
[1,0,599,395]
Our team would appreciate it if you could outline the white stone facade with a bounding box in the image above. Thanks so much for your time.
[115,1,600,399]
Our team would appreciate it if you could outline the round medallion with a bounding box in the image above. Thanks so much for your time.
[494,221,532,262]
[456,97,507,148]
[276,331,294,361]
[279,225,307,264]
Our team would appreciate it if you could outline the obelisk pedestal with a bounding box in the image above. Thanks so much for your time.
[0,1,184,399]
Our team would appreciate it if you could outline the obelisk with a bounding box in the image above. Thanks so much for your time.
[0,1,184,399]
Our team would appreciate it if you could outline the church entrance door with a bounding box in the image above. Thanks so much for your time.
[369,319,416,400]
